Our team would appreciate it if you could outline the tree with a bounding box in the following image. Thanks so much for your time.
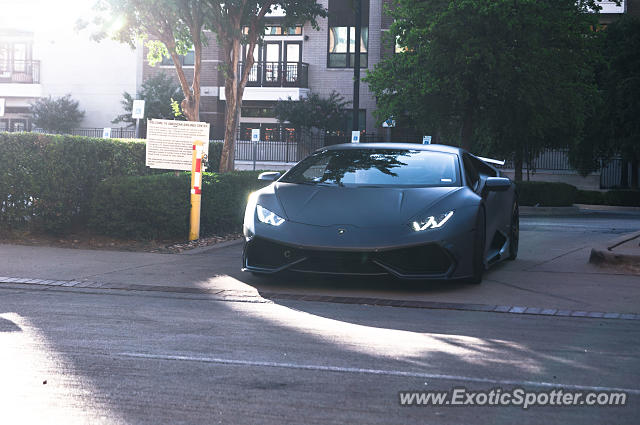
[208,1,326,172]
[94,0,206,124]
[94,0,326,173]
[112,73,185,134]
[30,94,85,134]
[570,16,640,188]
[365,0,600,180]
[274,91,350,133]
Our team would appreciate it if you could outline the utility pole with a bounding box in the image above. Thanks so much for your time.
[352,0,362,134]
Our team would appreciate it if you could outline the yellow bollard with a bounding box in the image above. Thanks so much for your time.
[189,140,204,241]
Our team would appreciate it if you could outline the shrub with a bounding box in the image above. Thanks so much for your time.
[89,171,269,239]
[30,94,85,133]
[0,132,153,233]
[577,190,640,207]
[515,181,578,207]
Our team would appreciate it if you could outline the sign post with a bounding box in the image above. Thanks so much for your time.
[251,128,260,171]
[145,119,210,241]
[132,99,145,138]
[189,139,205,241]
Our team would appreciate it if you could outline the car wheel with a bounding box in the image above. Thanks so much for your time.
[468,208,485,284]
[508,200,519,260]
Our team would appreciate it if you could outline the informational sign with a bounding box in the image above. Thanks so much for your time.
[422,135,432,145]
[0,98,5,117]
[351,130,360,143]
[146,119,210,171]
[251,128,260,142]
[382,117,395,128]
[598,0,626,13]
[132,99,146,119]
[102,127,112,139]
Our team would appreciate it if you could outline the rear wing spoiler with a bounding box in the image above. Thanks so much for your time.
[476,156,506,166]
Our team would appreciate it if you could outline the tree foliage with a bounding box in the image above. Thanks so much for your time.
[274,92,350,133]
[365,0,601,180]
[569,16,640,186]
[30,94,85,134]
[112,73,185,133]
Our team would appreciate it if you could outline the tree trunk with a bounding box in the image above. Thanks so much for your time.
[514,148,523,182]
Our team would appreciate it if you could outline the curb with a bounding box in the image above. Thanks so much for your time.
[576,204,640,213]
[0,276,638,321]
[178,238,244,255]
[589,231,640,269]
[520,206,580,216]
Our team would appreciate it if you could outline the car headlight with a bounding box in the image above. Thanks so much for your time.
[256,204,285,226]
[411,210,454,231]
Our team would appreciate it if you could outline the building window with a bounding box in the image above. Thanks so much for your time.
[241,106,275,118]
[160,50,195,66]
[328,26,368,68]
[243,26,302,36]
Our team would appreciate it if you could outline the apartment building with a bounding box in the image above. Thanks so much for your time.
[0,25,139,131]
[142,0,396,141]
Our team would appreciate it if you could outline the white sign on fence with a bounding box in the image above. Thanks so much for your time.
[0,98,5,117]
[422,135,432,145]
[251,128,260,142]
[146,119,210,171]
[102,127,112,139]
[132,99,146,119]
[351,131,360,143]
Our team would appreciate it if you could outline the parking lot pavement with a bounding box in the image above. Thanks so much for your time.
[1,211,639,315]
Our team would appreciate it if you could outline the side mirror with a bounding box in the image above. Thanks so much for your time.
[485,177,511,192]
[258,171,281,182]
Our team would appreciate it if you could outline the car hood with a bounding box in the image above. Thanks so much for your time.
[273,183,462,227]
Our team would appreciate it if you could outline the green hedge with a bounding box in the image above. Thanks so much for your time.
[515,181,578,207]
[0,132,153,233]
[89,171,269,239]
[577,190,640,207]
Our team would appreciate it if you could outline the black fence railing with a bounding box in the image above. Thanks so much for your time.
[30,127,137,138]
[0,60,40,84]
[241,62,309,88]
[497,149,573,171]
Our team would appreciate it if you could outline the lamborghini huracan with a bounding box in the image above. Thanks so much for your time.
[242,143,518,284]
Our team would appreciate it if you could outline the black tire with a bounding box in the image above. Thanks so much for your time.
[468,208,486,284]
[508,200,519,260]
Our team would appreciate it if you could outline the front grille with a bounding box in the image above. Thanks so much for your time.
[290,251,384,275]
[375,244,453,275]
[246,237,454,277]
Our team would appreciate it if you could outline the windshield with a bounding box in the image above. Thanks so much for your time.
[280,148,460,187]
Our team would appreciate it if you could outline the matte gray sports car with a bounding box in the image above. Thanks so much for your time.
[242,143,518,283]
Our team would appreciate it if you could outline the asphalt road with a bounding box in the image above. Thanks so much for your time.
[0,286,638,425]
[0,211,639,424]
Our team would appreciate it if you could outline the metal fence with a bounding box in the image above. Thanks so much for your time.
[497,149,573,171]
[30,127,137,138]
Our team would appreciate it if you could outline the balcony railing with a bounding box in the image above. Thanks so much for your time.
[0,60,40,84]
[240,61,309,88]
